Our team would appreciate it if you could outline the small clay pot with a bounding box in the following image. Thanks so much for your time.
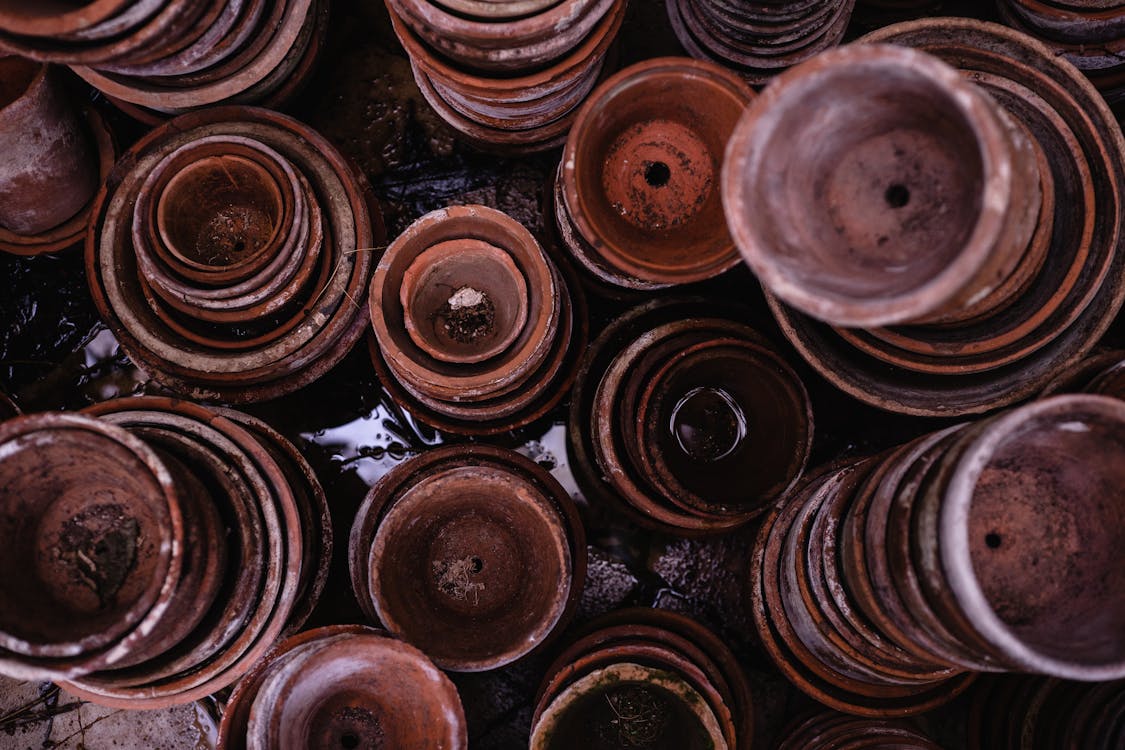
[0,58,99,235]
[350,444,586,671]
[558,57,754,287]
[775,712,943,749]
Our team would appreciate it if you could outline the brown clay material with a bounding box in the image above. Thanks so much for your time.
[0,58,99,235]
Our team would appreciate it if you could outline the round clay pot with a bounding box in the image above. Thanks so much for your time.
[0,58,99,235]
[0,413,182,668]
[240,629,467,750]
[399,238,529,365]
[724,43,1040,328]
[775,712,943,749]
[559,57,754,286]
[350,444,586,671]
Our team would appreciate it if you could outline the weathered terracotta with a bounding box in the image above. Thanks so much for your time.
[86,106,382,403]
[558,57,754,287]
[759,19,1125,417]
[0,58,99,235]
[775,712,943,749]
[227,627,467,750]
[350,444,585,671]
[723,43,1041,328]
[0,413,183,680]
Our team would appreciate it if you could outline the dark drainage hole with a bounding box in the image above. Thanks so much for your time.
[885,183,910,209]
[644,161,671,188]
[985,532,1002,549]
[470,557,483,573]
[341,734,360,749]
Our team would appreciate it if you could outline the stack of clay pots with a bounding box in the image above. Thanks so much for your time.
[0,57,115,256]
[0,0,327,122]
[724,28,1125,417]
[217,625,468,749]
[530,608,754,750]
[966,676,1125,749]
[88,106,382,403]
[349,445,585,671]
[776,713,943,748]
[668,0,857,84]
[552,58,754,293]
[0,398,330,709]
[368,204,584,435]
[569,297,812,535]
[750,394,1125,715]
[995,0,1125,107]
[385,0,627,152]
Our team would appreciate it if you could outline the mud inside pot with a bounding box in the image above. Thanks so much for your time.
[3,0,1125,748]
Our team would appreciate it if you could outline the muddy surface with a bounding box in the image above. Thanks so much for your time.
[1,0,1124,749]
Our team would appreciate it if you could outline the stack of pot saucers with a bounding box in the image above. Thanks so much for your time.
[88,106,382,404]
[61,397,329,710]
[530,607,754,750]
[724,28,1125,417]
[0,0,328,123]
[0,57,116,256]
[568,297,813,536]
[385,0,627,152]
[966,675,1125,749]
[368,204,585,435]
[775,712,943,749]
[995,0,1125,108]
[217,625,468,749]
[551,58,755,294]
[348,445,586,672]
[667,0,857,84]
[750,394,1125,716]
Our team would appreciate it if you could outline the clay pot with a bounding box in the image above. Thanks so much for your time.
[775,712,943,749]
[555,57,754,288]
[368,205,587,435]
[530,608,754,750]
[387,0,626,153]
[757,19,1125,417]
[0,413,184,681]
[49,396,323,709]
[0,58,99,235]
[86,105,383,403]
[218,625,467,750]
[750,394,1125,717]
[668,0,856,85]
[349,444,585,671]
[569,297,812,535]
[724,43,1041,328]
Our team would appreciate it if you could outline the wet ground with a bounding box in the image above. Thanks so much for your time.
[2,0,1125,748]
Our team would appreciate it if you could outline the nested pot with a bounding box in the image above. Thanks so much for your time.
[368,204,587,435]
[668,0,856,85]
[348,444,585,672]
[217,625,467,750]
[556,57,755,288]
[751,394,1125,717]
[49,396,326,710]
[754,19,1125,417]
[569,297,812,535]
[87,105,383,403]
[775,712,943,749]
[531,608,754,750]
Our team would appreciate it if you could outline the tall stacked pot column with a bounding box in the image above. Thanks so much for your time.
[750,394,1125,715]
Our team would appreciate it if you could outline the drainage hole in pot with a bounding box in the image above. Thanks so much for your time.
[470,557,483,573]
[341,734,359,749]
[885,183,910,209]
[985,532,1002,549]
[644,161,671,188]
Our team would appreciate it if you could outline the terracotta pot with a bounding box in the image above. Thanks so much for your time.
[220,626,467,750]
[724,43,1041,328]
[0,413,183,680]
[86,105,382,403]
[557,57,754,287]
[758,19,1125,417]
[350,444,585,671]
[775,712,942,749]
[0,58,99,235]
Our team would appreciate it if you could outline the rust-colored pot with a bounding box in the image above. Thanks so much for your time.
[557,57,754,287]
[0,58,99,236]
[775,712,943,749]
[349,444,585,671]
